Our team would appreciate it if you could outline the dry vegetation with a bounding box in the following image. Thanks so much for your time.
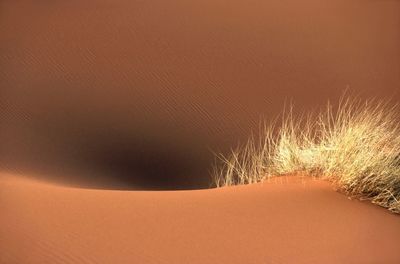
[213,97,400,213]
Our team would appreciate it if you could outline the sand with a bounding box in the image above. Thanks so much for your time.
[1,1,400,262]
[1,172,400,263]
[1,0,400,188]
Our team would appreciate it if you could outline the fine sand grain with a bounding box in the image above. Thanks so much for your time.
[1,172,400,264]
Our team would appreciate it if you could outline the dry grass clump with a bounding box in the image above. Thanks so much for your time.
[213,97,400,213]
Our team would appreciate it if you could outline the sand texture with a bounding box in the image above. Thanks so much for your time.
[1,173,400,263]
[1,0,400,262]
[1,0,400,188]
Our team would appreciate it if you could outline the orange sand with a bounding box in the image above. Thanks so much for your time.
[1,0,400,188]
[1,173,400,263]
[1,0,400,262]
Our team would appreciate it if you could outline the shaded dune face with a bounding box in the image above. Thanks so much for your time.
[68,132,211,190]
[1,0,399,189]
[1,112,213,190]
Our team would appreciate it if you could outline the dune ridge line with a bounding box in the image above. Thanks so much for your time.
[213,96,400,213]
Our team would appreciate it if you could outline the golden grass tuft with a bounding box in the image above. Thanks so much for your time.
[213,97,400,213]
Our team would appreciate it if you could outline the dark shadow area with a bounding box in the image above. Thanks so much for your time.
[76,136,212,190]
[0,145,214,191]
[0,114,215,190]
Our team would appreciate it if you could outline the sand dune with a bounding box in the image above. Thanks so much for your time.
[1,1,400,262]
[1,172,400,263]
[1,0,400,188]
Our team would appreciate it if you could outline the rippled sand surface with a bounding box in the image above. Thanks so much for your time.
[1,1,400,262]
[1,1,400,186]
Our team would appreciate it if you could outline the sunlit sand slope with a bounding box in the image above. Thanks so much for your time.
[1,173,400,264]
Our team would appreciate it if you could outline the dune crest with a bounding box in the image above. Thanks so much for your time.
[1,172,400,263]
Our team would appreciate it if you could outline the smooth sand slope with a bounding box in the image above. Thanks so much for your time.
[1,172,400,264]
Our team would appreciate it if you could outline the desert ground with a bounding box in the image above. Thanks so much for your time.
[1,0,400,263]
[2,173,400,264]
